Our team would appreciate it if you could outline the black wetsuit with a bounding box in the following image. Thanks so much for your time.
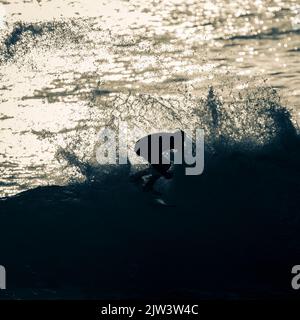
[133,131,184,189]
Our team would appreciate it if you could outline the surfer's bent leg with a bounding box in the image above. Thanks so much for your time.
[143,169,161,191]
[142,163,172,191]
[130,167,151,181]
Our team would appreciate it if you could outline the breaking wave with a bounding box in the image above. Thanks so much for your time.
[1,86,300,299]
[50,85,299,186]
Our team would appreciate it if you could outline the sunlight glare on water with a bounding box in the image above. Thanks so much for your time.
[0,0,300,197]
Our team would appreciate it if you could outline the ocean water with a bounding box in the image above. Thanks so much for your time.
[1,1,300,299]
[0,0,300,197]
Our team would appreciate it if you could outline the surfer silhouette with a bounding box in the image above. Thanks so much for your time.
[131,130,185,191]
